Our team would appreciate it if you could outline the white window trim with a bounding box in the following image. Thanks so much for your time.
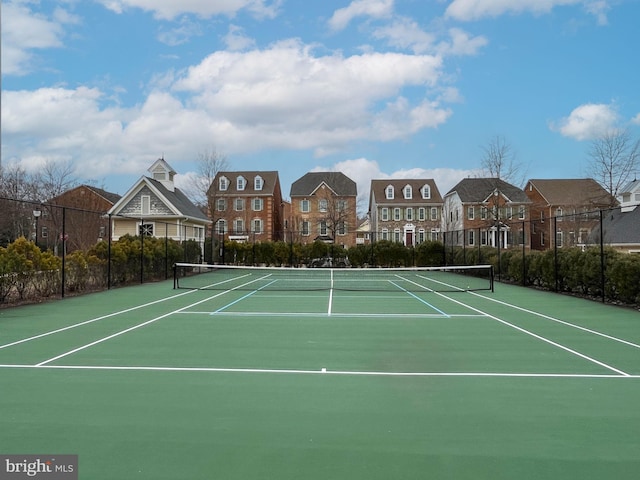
[385,185,394,200]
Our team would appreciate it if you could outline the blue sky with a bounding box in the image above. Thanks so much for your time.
[2,0,640,210]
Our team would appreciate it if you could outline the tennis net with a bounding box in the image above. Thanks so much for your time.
[173,264,494,293]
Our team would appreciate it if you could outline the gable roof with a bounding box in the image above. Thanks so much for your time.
[147,177,209,221]
[109,176,210,223]
[148,158,176,176]
[619,178,640,194]
[369,179,442,205]
[88,186,122,205]
[212,171,280,196]
[290,172,357,197]
[527,178,615,206]
[446,178,530,203]
[50,185,121,206]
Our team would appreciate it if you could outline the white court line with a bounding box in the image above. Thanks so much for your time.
[470,291,640,350]
[35,274,273,367]
[179,311,484,318]
[404,276,631,377]
[210,279,277,314]
[328,269,334,316]
[1,363,639,379]
[0,273,253,351]
[390,277,450,317]
[0,288,197,351]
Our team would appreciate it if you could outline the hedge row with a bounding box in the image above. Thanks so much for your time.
[221,239,445,268]
[0,235,199,304]
[447,245,640,306]
[2,236,639,307]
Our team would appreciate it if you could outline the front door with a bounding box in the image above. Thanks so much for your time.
[405,231,413,246]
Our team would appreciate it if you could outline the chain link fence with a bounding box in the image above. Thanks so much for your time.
[0,197,206,305]
[2,197,638,307]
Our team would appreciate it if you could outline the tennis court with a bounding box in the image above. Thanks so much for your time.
[1,265,640,479]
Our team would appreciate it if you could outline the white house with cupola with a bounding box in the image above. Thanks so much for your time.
[108,159,211,249]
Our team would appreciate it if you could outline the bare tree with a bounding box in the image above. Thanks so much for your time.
[0,164,42,244]
[314,175,357,246]
[35,159,78,201]
[0,163,38,201]
[480,135,527,186]
[186,147,229,209]
[588,129,639,202]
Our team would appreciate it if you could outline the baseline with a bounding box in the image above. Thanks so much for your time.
[2,363,640,379]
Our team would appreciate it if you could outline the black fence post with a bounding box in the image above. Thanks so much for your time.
[61,207,66,298]
[553,216,559,292]
[599,209,605,303]
[140,220,144,284]
[107,214,112,290]
[165,223,169,279]
[522,220,526,287]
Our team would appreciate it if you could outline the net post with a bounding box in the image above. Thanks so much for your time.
[173,263,177,289]
[490,264,495,292]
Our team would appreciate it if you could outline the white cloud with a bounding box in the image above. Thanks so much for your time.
[223,25,256,51]
[172,40,449,153]
[157,17,203,46]
[372,16,436,54]
[0,1,70,75]
[313,158,475,213]
[436,28,488,56]
[632,113,640,126]
[585,0,610,26]
[445,0,611,22]
[98,0,281,21]
[2,39,457,188]
[328,0,394,31]
[551,103,620,141]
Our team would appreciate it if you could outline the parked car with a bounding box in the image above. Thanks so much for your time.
[309,256,350,268]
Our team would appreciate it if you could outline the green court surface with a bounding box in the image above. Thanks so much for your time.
[1,269,640,479]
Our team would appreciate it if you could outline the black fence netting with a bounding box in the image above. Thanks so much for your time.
[1,197,638,308]
[441,207,640,306]
[0,197,206,305]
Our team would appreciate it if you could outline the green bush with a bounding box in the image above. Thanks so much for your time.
[0,237,61,302]
[3,234,640,309]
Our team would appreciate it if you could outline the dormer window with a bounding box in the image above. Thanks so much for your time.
[403,185,412,200]
[219,176,229,191]
[254,175,263,191]
[421,184,431,199]
[237,176,246,191]
[385,185,394,200]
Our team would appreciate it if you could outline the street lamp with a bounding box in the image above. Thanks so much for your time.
[32,208,42,248]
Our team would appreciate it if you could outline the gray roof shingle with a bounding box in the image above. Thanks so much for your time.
[290,172,357,197]
[447,178,530,203]
[600,207,640,244]
[147,178,209,221]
